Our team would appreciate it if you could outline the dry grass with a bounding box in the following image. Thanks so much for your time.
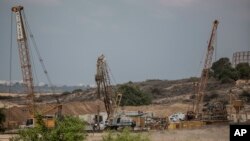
[85,125,229,141]
[148,125,229,141]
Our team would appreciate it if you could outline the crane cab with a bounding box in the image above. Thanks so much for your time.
[24,115,56,128]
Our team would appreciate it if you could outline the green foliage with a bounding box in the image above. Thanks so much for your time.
[118,84,152,106]
[212,58,250,83]
[0,108,6,132]
[236,63,250,79]
[211,58,239,83]
[212,58,231,73]
[11,115,86,141]
[102,128,150,141]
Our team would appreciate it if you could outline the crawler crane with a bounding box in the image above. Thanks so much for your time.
[95,54,134,130]
[11,6,62,128]
[187,20,227,121]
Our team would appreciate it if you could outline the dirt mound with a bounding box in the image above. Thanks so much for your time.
[4,100,105,124]
[61,100,105,115]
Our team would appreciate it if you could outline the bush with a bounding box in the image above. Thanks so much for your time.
[102,128,150,141]
[11,115,86,141]
[118,84,152,106]
[236,63,250,79]
[211,57,239,83]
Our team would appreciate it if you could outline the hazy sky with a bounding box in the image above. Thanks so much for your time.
[0,0,249,86]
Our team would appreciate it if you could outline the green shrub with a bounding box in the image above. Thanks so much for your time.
[236,63,250,79]
[118,84,152,106]
[211,57,239,83]
[102,128,150,141]
[11,115,86,141]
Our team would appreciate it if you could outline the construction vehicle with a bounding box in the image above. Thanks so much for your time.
[187,20,227,121]
[95,54,135,130]
[11,5,62,128]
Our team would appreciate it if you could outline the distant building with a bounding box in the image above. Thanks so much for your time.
[232,51,250,67]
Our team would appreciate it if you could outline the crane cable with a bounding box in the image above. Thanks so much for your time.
[22,11,56,97]
[106,62,118,92]
[7,12,13,125]
[23,11,62,105]
[22,10,42,96]
[22,10,62,120]
[9,13,13,95]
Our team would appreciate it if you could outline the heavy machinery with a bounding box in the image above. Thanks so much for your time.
[11,5,62,128]
[187,20,227,121]
[11,6,36,127]
[95,54,135,130]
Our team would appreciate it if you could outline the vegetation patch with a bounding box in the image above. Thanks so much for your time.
[102,128,150,141]
[11,115,86,141]
[118,83,152,106]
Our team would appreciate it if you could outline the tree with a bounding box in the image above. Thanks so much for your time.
[236,63,250,79]
[118,84,152,106]
[11,115,86,141]
[211,57,239,83]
